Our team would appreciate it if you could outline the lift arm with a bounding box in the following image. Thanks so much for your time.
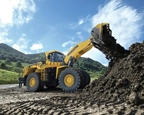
[64,36,94,66]
[64,23,128,66]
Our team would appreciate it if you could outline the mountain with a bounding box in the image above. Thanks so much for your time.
[0,43,45,63]
[0,43,107,72]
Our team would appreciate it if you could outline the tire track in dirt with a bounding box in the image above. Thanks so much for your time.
[0,87,92,115]
[0,99,93,115]
[0,86,144,114]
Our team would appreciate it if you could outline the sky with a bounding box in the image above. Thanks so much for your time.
[0,0,144,66]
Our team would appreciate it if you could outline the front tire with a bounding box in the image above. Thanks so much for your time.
[26,73,41,92]
[59,68,81,92]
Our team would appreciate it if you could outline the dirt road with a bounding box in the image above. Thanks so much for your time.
[0,84,18,90]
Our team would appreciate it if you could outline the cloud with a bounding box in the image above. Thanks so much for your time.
[30,43,43,51]
[0,0,36,44]
[12,34,29,53]
[69,15,91,29]
[0,31,12,43]
[78,15,90,25]
[0,0,36,27]
[62,39,76,47]
[76,32,82,35]
[78,19,84,25]
[84,0,144,65]
[82,48,109,66]
[92,0,144,48]
[62,51,67,55]
[76,32,84,41]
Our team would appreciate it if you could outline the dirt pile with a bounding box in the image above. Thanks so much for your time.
[80,42,144,105]
[50,42,144,114]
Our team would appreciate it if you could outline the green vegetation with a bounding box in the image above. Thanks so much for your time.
[0,43,107,84]
[88,71,102,81]
[74,57,107,80]
[0,60,29,73]
[0,69,19,84]
[0,60,29,84]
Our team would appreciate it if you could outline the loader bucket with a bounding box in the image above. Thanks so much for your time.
[91,23,129,59]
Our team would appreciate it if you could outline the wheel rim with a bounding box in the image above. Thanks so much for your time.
[29,78,36,87]
[64,74,74,87]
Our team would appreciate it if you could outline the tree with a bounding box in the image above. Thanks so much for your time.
[5,58,11,65]
[0,62,7,69]
[16,61,22,68]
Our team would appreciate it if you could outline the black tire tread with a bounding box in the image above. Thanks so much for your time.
[80,70,90,88]
[58,68,81,92]
[26,72,42,92]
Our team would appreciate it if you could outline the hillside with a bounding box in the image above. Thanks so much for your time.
[0,43,45,63]
[74,57,107,75]
[0,69,18,84]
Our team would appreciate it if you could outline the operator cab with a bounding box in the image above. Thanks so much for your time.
[47,51,65,63]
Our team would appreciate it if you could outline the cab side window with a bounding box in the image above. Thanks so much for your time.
[54,53,62,62]
[48,53,54,62]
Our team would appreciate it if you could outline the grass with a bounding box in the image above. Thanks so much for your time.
[88,71,103,82]
[90,77,98,82]
[0,69,19,84]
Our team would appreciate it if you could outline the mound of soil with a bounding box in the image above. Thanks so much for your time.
[50,42,144,114]
[80,42,144,105]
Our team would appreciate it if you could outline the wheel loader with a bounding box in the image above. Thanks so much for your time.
[18,23,128,92]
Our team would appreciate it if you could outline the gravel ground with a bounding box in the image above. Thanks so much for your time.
[0,86,143,115]
[0,87,97,115]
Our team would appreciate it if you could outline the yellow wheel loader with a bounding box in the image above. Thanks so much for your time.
[18,23,128,92]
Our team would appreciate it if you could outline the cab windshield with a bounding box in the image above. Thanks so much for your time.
[48,52,64,62]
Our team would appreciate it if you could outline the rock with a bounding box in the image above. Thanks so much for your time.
[129,92,139,105]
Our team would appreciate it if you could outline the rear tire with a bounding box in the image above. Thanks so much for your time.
[59,68,81,92]
[80,70,90,88]
[26,73,42,92]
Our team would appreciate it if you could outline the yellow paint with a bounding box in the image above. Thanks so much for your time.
[56,66,68,79]
[64,74,74,87]
[29,78,36,87]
